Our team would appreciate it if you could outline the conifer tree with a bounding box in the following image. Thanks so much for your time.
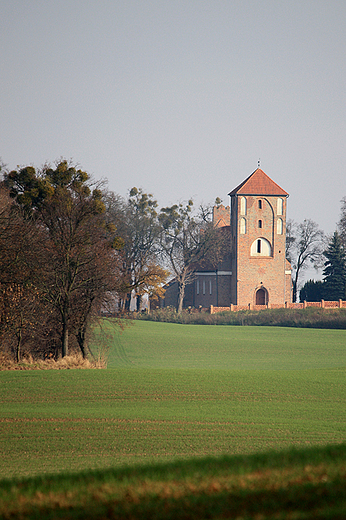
[323,231,346,301]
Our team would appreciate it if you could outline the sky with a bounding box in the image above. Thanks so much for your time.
[1,0,345,243]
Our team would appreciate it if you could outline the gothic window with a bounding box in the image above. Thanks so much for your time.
[258,219,262,228]
[258,199,262,209]
[240,217,246,234]
[277,218,283,234]
[240,197,247,215]
[277,198,283,215]
[250,238,272,256]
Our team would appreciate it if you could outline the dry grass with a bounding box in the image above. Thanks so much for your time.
[0,352,106,370]
[1,445,345,519]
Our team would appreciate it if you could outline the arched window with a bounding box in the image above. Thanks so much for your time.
[277,198,283,215]
[240,197,246,215]
[277,218,283,234]
[240,217,246,234]
[258,199,262,209]
[258,219,262,229]
[250,238,272,256]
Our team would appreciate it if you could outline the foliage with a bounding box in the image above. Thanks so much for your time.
[2,161,121,360]
[299,279,324,302]
[136,306,346,329]
[338,195,346,249]
[104,188,167,311]
[323,231,346,301]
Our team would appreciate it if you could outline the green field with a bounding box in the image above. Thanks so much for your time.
[1,321,345,481]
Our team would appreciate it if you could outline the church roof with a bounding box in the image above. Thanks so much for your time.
[228,168,288,197]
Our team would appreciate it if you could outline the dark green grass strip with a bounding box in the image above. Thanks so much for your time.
[0,444,345,519]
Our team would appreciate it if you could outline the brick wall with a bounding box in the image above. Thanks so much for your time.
[230,193,291,306]
[210,300,346,313]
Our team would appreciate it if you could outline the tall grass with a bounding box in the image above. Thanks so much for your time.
[137,306,346,328]
[1,444,345,520]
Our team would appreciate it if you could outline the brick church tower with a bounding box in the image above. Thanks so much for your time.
[228,168,292,307]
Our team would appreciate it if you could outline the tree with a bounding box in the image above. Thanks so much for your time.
[105,187,166,311]
[0,185,50,362]
[5,161,120,358]
[338,196,346,249]
[299,279,324,302]
[286,219,325,302]
[159,200,230,313]
[322,231,346,301]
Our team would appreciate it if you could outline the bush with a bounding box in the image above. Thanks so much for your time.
[135,306,346,329]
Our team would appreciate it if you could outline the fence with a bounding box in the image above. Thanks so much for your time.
[210,300,346,314]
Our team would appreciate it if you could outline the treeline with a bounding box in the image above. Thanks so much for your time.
[285,215,346,303]
[1,158,345,362]
[0,160,227,362]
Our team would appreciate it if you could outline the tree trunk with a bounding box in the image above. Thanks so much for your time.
[62,323,69,357]
[76,329,86,359]
[292,279,297,303]
[16,330,22,363]
[177,281,186,314]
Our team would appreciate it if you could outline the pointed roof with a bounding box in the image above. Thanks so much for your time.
[228,169,288,197]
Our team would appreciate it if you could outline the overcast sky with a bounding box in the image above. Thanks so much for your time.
[1,0,345,241]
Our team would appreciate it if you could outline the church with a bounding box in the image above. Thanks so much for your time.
[162,168,292,309]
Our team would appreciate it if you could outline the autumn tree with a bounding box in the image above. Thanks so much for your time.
[159,200,229,313]
[5,161,120,358]
[286,219,325,302]
[105,187,167,311]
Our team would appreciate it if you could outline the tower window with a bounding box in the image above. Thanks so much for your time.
[240,197,247,215]
[258,219,262,228]
[277,198,283,215]
[258,200,262,209]
[240,217,246,234]
[250,238,272,256]
[277,218,283,234]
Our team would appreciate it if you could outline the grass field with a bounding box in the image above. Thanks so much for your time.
[1,444,346,519]
[1,321,345,481]
[1,321,346,518]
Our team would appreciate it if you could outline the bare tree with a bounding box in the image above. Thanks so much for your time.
[159,200,230,313]
[0,186,49,361]
[5,161,121,358]
[286,219,325,302]
[105,188,166,311]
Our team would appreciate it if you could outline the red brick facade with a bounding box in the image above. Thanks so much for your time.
[229,168,291,306]
[161,169,292,309]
